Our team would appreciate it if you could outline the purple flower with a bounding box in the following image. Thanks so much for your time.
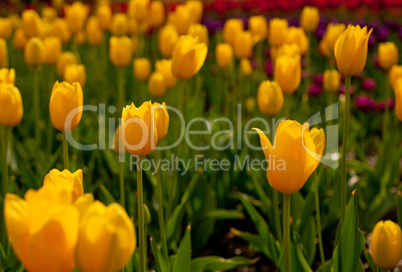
[251,59,259,69]
[361,78,377,91]
[368,35,377,49]
[376,98,395,112]
[314,73,323,85]
[308,84,323,97]
[355,95,377,112]
[340,84,355,95]
[201,17,224,34]
[265,60,273,77]
[375,26,390,42]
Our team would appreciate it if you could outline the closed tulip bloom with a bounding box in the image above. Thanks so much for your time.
[75,201,136,272]
[188,24,209,46]
[318,39,331,58]
[13,28,27,50]
[150,1,165,29]
[155,59,177,88]
[274,55,301,94]
[389,65,402,90]
[378,42,398,70]
[49,81,83,132]
[216,43,233,68]
[97,4,112,31]
[174,5,191,35]
[86,16,103,46]
[222,19,244,47]
[257,80,284,116]
[0,83,23,127]
[370,220,402,270]
[133,58,151,81]
[285,27,309,55]
[158,24,179,58]
[323,69,341,93]
[300,6,319,33]
[43,169,84,202]
[53,19,71,44]
[22,9,43,38]
[0,39,8,68]
[335,25,372,76]
[268,18,288,47]
[148,72,167,98]
[276,43,300,59]
[24,37,45,68]
[65,1,89,34]
[152,102,169,140]
[109,13,128,37]
[240,58,252,76]
[185,0,203,24]
[40,20,55,39]
[42,7,58,22]
[44,37,62,65]
[234,31,254,59]
[57,52,77,77]
[172,35,208,80]
[254,120,325,194]
[75,30,86,46]
[109,36,133,68]
[322,24,345,53]
[129,0,150,22]
[0,18,12,39]
[248,15,268,42]
[394,79,402,121]
[0,68,15,84]
[64,64,86,87]
[122,101,158,157]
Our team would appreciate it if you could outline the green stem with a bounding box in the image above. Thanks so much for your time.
[2,126,10,198]
[283,193,291,272]
[119,162,125,208]
[382,72,391,141]
[137,157,146,272]
[314,173,325,265]
[62,133,69,170]
[272,189,282,243]
[117,68,125,114]
[178,80,185,116]
[340,75,351,228]
[33,69,40,148]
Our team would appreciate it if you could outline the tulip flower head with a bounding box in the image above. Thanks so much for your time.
[234,31,255,59]
[109,36,133,68]
[257,80,284,116]
[129,0,150,23]
[300,6,319,33]
[240,58,253,76]
[97,4,112,31]
[86,16,103,46]
[323,69,341,93]
[274,54,301,94]
[24,37,46,68]
[0,38,8,68]
[43,169,84,202]
[148,72,167,98]
[268,18,288,47]
[22,9,43,38]
[216,43,234,69]
[57,52,77,77]
[275,43,300,59]
[155,59,177,88]
[150,1,165,29]
[394,78,402,121]
[0,83,23,127]
[248,15,268,42]
[322,23,345,54]
[222,18,244,47]
[185,0,203,24]
[188,23,209,46]
[109,13,128,37]
[389,65,402,90]
[64,1,89,35]
[152,102,169,140]
[44,37,62,65]
[285,27,309,55]
[53,19,72,44]
[378,42,399,70]
[13,28,27,50]
[133,58,151,81]
[63,64,86,87]
[158,24,179,58]
[0,17,12,39]
[0,68,15,84]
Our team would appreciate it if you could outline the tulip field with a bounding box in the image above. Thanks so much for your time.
[1,0,402,271]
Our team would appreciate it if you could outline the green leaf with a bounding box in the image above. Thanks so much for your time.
[331,193,365,272]
[191,256,258,272]
[150,237,169,272]
[230,228,264,254]
[198,209,244,221]
[99,184,116,204]
[102,150,119,175]
[172,225,191,272]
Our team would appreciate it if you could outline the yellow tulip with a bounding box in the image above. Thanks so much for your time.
[248,15,268,42]
[49,81,83,132]
[0,17,12,39]
[318,38,331,58]
[370,220,402,270]
[13,28,27,50]
[43,169,84,202]
[150,1,165,29]
[155,59,177,88]
[322,23,345,54]
[129,0,150,22]
[53,19,71,44]
[86,16,103,46]
[222,18,244,47]
[0,68,15,84]
[378,42,398,70]
[9,14,21,30]
[57,51,77,77]
[75,31,86,46]
[148,71,167,98]
[185,0,203,24]
[323,69,341,93]
[152,102,169,140]
[109,36,133,68]
[109,13,128,37]
[75,201,136,272]
[274,55,301,94]
[234,31,254,59]
[24,37,46,68]
[285,27,309,55]
[121,101,158,157]
[389,65,402,90]
[0,83,23,127]
[240,58,252,76]
[275,43,300,59]
[254,120,325,194]
[245,97,256,113]
[257,80,284,116]
[97,4,112,31]
[158,24,179,58]
[334,25,372,76]
[215,43,233,68]
[0,39,8,68]
[42,7,58,22]
[65,1,89,34]
[174,5,191,35]
[268,18,288,47]
[188,23,209,46]
[171,35,207,80]
[64,64,86,87]
[53,0,65,11]
[40,20,55,38]
[22,9,43,38]
[300,6,319,33]
[133,58,151,81]
[44,37,62,65]
[394,79,402,122]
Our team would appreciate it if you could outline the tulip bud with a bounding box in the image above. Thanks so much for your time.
[188,24,209,46]
[122,101,158,157]
[274,55,301,94]
[394,78,402,121]
[276,43,300,59]
[215,43,233,69]
[222,18,244,47]
[171,35,207,80]
[129,0,150,23]
[322,24,345,54]
[254,120,324,194]
[370,220,402,270]
[248,16,268,42]
[378,42,398,70]
[285,27,309,55]
[0,68,15,84]
[53,19,71,44]
[13,28,26,50]
[240,58,252,76]
[300,6,319,33]
[155,59,177,88]
[148,72,167,98]
[109,13,128,37]
[86,17,103,46]
[97,4,112,31]
[22,9,43,38]
[109,36,133,68]
[257,80,284,116]
[323,69,341,93]
[42,7,58,22]
[43,37,62,65]
[158,24,179,58]
[127,18,139,36]
[152,102,169,140]
[64,64,86,87]
[185,1,203,24]
[43,169,84,202]
[245,97,256,113]
[24,37,45,68]
[334,25,372,76]
[0,39,8,68]
[234,31,254,59]
[389,65,402,90]
[75,30,86,46]
[133,58,151,81]
[268,18,288,47]
[49,81,83,132]
[0,83,23,127]
[0,18,12,39]
[143,203,152,225]
[150,1,165,29]
[75,201,136,272]
[65,1,89,35]
[57,51,77,77]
